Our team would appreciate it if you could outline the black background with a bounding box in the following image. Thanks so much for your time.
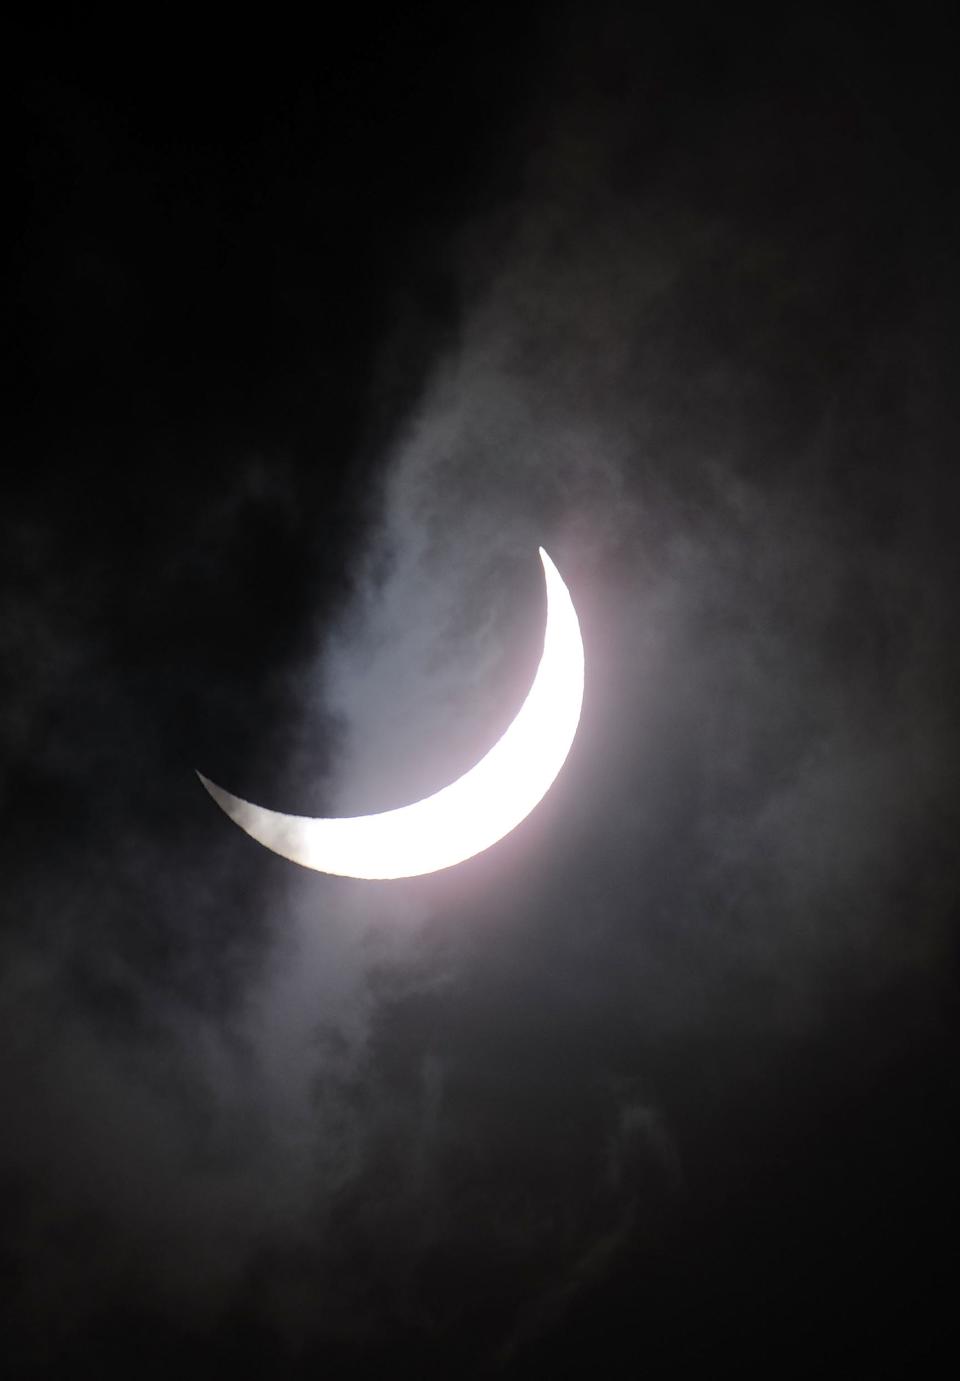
[4,6,958,1376]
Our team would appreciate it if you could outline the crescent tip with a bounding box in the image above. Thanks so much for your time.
[196,771,223,802]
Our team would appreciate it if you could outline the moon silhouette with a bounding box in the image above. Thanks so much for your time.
[198,547,584,879]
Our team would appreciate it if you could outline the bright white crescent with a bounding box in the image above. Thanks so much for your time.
[198,547,584,879]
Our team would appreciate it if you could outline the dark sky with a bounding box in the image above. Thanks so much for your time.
[4,7,958,1377]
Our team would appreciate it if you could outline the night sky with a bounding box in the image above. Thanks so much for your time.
[5,8,959,1376]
